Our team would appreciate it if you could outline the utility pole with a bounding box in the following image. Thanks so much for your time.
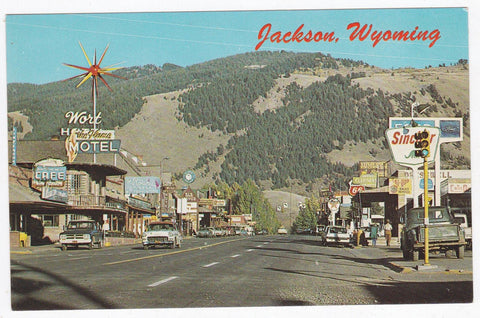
[423,156,430,265]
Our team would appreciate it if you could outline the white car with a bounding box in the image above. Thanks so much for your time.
[321,226,351,247]
[142,221,181,250]
[277,227,288,235]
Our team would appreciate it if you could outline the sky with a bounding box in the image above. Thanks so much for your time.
[4,6,469,84]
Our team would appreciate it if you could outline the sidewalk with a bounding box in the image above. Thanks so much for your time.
[375,236,400,247]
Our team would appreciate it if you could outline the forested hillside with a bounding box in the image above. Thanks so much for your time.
[7,51,469,193]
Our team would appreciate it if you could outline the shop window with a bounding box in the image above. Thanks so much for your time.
[42,215,59,227]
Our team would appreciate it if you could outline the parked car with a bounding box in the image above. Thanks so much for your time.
[277,227,288,235]
[452,211,472,249]
[321,226,351,247]
[211,227,225,237]
[59,220,104,251]
[296,228,314,235]
[142,221,181,250]
[197,227,214,238]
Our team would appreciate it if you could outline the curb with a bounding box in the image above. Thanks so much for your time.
[388,261,413,273]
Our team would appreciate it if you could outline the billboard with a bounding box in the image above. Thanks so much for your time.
[389,117,463,142]
[125,176,161,195]
[359,161,389,178]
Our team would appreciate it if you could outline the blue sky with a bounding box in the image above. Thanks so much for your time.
[6,7,468,84]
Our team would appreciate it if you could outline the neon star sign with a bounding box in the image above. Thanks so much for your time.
[63,42,126,163]
[63,41,126,98]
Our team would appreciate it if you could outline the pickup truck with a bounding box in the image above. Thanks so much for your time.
[142,221,181,250]
[59,220,104,251]
[400,206,466,261]
[452,211,472,249]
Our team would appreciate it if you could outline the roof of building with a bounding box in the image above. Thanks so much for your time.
[9,140,127,176]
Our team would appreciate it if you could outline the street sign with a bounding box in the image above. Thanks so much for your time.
[183,170,196,184]
[419,178,434,190]
[385,126,441,167]
[327,199,340,212]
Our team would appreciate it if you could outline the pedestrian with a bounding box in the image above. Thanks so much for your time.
[370,223,378,247]
[384,219,393,246]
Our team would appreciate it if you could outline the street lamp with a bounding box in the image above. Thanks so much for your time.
[159,157,170,215]
[160,157,170,179]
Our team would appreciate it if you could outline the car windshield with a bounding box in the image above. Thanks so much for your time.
[410,208,449,223]
[68,222,94,229]
[330,227,347,234]
[149,224,174,231]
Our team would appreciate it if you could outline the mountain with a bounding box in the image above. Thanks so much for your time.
[7,51,470,196]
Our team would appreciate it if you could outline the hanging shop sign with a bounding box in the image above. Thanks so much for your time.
[352,173,378,188]
[32,158,66,187]
[388,178,412,195]
[12,126,17,166]
[128,196,153,210]
[42,186,68,203]
[65,130,121,162]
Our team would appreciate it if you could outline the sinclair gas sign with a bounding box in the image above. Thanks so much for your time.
[385,126,440,167]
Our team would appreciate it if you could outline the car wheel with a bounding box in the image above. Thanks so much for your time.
[456,246,465,259]
[445,249,456,258]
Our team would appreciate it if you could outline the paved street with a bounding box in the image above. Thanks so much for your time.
[9,235,473,310]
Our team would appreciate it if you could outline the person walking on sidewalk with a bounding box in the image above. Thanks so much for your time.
[370,223,378,247]
[384,219,393,246]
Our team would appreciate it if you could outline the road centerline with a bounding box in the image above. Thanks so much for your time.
[103,237,247,266]
[231,254,241,258]
[148,276,178,287]
[203,262,219,268]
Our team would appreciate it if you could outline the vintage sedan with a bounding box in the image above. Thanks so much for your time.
[321,226,351,247]
[197,227,214,238]
[142,221,181,250]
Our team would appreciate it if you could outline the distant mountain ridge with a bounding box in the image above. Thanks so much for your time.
[7,51,469,195]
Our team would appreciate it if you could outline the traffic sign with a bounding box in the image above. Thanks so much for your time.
[327,199,340,213]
